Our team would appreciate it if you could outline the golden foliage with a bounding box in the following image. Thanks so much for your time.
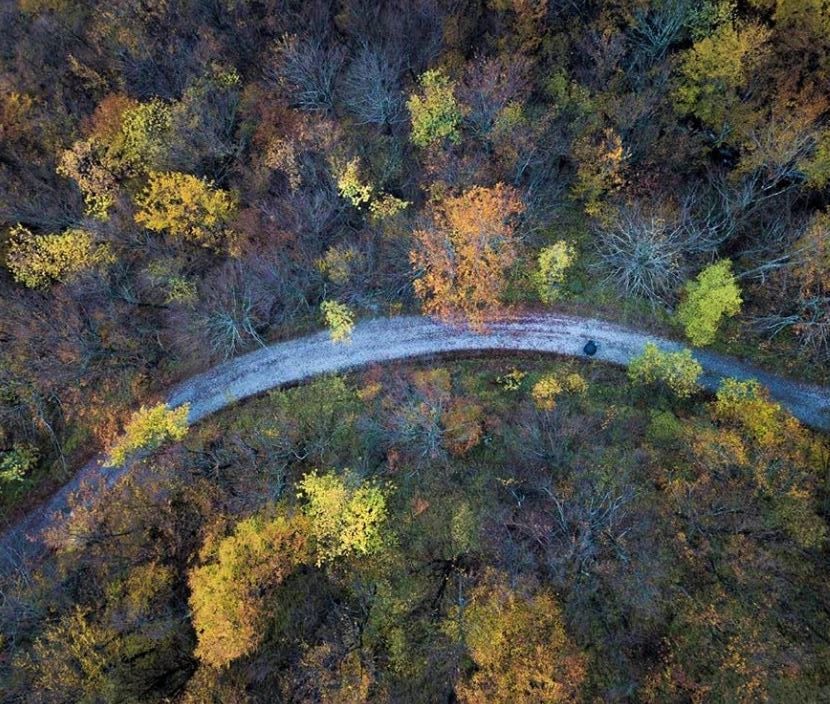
[188,511,310,667]
[106,403,189,466]
[453,573,586,703]
[410,184,524,327]
[134,171,237,249]
[6,225,113,288]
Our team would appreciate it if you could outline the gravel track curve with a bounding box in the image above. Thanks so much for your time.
[3,313,828,575]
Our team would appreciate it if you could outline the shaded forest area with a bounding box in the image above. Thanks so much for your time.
[3,358,829,701]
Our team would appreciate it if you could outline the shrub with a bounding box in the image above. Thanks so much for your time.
[369,194,410,222]
[536,241,577,304]
[676,260,742,346]
[106,403,190,466]
[628,343,702,398]
[562,372,588,395]
[321,300,355,342]
[336,157,373,207]
[57,139,118,220]
[0,444,38,485]
[496,368,526,391]
[531,374,563,411]
[441,398,484,456]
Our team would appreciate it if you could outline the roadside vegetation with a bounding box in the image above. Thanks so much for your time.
[2,0,830,519]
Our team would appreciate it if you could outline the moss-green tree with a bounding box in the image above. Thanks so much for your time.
[628,344,702,399]
[451,574,586,703]
[112,99,172,173]
[673,22,769,134]
[5,225,113,288]
[298,469,388,565]
[676,260,742,346]
[407,69,463,147]
[712,378,785,448]
[106,403,189,466]
[0,444,38,485]
[188,510,311,667]
[536,241,577,304]
[799,130,830,189]
[134,171,237,249]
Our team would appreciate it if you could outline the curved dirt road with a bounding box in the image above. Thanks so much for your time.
[3,313,829,574]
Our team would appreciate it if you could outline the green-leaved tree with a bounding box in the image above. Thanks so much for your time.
[407,69,463,148]
[676,260,742,346]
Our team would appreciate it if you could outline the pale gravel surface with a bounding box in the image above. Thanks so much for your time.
[2,313,829,575]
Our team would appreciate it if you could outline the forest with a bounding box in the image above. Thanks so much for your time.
[1,0,829,701]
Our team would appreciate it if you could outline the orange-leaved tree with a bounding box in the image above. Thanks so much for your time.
[410,184,524,327]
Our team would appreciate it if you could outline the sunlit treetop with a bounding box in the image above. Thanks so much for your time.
[134,171,238,250]
[407,69,463,148]
[5,225,114,288]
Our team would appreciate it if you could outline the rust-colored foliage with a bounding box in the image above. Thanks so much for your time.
[410,184,524,327]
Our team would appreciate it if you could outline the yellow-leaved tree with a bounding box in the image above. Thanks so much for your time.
[5,225,113,288]
[106,403,190,466]
[298,469,388,565]
[134,171,237,249]
[628,344,702,399]
[451,573,586,703]
[188,510,311,667]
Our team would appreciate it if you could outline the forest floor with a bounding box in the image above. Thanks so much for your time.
[3,312,829,575]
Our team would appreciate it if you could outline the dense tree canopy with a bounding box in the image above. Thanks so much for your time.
[1,1,830,700]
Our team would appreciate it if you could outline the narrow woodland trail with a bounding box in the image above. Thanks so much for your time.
[3,313,829,574]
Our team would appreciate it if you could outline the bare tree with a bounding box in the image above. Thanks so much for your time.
[458,55,531,138]
[268,34,346,114]
[594,204,688,304]
[340,43,405,127]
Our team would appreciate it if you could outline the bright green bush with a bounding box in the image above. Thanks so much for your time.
[676,260,742,346]
[321,299,355,343]
[628,343,702,399]
[536,241,577,304]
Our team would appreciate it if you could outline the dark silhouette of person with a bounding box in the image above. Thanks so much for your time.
[583,340,597,356]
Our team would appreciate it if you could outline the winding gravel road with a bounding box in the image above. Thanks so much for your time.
[2,313,829,574]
